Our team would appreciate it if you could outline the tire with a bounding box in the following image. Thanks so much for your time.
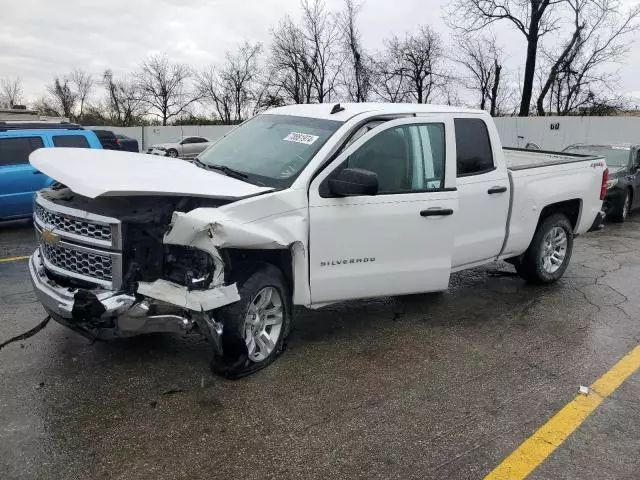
[516,213,574,284]
[167,148,179,158]
[210,264,291,379]
[611,189,631,223]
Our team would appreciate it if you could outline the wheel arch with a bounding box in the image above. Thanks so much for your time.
[224,248,295,299]
[536,198,582,234]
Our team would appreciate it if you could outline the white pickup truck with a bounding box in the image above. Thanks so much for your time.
[28,103,607,377]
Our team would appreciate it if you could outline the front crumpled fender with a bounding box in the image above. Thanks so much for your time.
[161,206,310,306]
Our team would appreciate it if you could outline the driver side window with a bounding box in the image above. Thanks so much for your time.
[341,123,445,194]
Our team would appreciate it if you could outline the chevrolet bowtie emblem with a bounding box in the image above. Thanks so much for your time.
[41,229,60,245]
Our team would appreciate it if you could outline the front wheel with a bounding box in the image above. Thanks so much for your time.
[210,264,291,379]
[516,214,574,284]
[167,148,179,158]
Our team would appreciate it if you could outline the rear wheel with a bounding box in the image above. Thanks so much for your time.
[210,264,291,379]
[516,213,574,284]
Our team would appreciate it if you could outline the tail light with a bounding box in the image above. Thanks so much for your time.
[600,168,609,200]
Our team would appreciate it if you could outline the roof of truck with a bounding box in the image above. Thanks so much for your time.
[264,103,486,121]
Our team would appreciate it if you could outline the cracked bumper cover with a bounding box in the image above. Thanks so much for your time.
[28,249,239,342]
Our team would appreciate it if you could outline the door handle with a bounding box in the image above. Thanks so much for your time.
[33,171,44,175]
[488,186,507,194]
[420,208,454,217]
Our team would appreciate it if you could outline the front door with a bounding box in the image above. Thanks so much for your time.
[308,117,458,304]
[0,135,47,219]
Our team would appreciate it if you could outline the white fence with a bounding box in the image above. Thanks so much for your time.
[88,125,235,151]
[92,116,640,153]
[494,116,640,150]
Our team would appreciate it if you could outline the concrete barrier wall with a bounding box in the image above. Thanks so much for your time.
[87,125,235,151]
[494,116,640,151]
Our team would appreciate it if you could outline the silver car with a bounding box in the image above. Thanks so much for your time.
[147,136,212,158]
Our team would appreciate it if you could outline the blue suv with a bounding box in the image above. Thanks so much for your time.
[0,122,102,221]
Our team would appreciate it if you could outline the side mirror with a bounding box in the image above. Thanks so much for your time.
[328,168,378,197]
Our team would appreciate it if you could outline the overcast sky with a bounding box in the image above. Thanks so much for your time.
[2,0,640,106]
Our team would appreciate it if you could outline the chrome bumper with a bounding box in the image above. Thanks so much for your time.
[28,249,214,342]
[29,249,133,320]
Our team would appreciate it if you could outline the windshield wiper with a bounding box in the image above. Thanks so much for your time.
[194,160,249,180]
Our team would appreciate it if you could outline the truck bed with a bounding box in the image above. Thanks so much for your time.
[504,147,600,171]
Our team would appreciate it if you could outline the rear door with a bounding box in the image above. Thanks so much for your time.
[308,117,458,303]
[450,117,510,269]
[0,135,46,219]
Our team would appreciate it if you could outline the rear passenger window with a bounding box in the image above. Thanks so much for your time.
[0,137,44,166]
[52,135,90,148]
[454,118,494,176]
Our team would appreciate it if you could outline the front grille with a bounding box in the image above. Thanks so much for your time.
[34,203,112,242]
[40,240,113,282]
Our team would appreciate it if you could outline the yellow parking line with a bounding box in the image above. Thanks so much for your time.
[485,345,640,480]
[0,255,30,263]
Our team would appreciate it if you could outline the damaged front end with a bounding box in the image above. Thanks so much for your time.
[28,188,243,356]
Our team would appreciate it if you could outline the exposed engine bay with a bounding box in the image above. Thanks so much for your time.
[41,186,228,293]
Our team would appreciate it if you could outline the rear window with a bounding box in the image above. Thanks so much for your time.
[53,135,90,148]
[0,137,45,166]
[454,118,495,176]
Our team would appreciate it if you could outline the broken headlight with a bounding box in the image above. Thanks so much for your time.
[163,245,215,290]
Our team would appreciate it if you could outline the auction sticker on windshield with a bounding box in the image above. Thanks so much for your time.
[283,132,319,145]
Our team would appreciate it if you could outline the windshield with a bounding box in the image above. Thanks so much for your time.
[564,145,630,167]
[196,114,342,187]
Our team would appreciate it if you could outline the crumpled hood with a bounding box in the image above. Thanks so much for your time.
[30,148,273,199]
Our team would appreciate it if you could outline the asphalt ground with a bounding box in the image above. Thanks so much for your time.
[1,218,639,480]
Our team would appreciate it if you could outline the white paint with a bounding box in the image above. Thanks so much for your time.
[29,147,272,199]
[137,279,240,311]
[308,116,458,303]
[34,104,606,315]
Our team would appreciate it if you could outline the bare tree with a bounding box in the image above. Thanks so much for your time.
[402,26,446,104]
[537,0,640,115]
[340,0,371,101]
[197,43,262,124]
[455,36,505,116]
[47,76,77,119]
[301,0,342,103]
[33,97,60,117]
[270,17,314,104]
[224,42,263,121]
[447,0,564,116]
[252,75,287,114]
[0,77,23,108]
[196,66,234,124]
[371,38,410,103]
[70,69,94,119]
[268,0,341,104]
[103,70,146,126]
[137,54,198,125]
